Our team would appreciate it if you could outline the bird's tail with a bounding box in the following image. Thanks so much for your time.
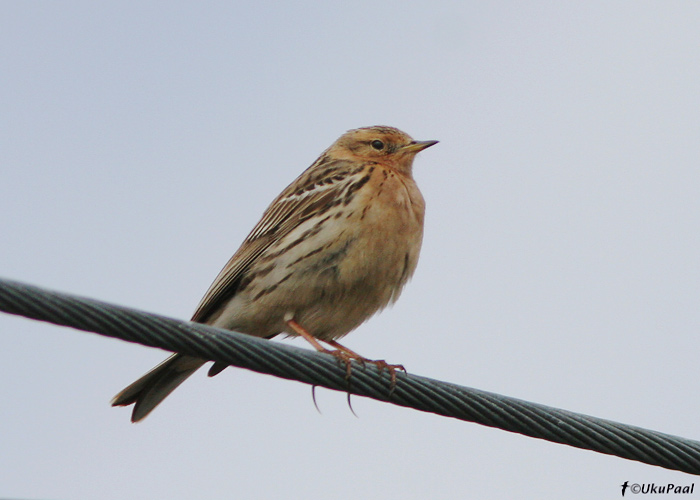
[111,354,206,422]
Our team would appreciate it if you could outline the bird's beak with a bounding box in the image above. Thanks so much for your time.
[402,140,439,153]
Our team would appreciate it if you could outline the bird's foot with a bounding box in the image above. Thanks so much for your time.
[327,340,405,389]
[286,319,405,390]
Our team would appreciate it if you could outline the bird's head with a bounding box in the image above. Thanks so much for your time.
[329,125,438,175]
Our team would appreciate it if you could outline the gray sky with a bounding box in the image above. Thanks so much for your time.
[2,2,700,498]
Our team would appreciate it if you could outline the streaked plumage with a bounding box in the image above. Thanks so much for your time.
[112,125,437,421]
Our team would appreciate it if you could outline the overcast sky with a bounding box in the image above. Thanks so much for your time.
[2,2,700,499]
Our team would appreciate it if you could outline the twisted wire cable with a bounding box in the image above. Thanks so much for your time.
[1,277,698,474]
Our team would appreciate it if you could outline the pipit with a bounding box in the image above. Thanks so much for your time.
[112,125,437,421]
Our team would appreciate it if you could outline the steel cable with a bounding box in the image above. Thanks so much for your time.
[1,277,698,474]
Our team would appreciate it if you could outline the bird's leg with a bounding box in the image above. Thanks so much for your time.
[286,319,355,379]
[286,319,326,352]
[286,319,405,389]
[327,339,406,389]
[325,341,366,366]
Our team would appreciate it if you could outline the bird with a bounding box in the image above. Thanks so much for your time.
[112,125,438,422]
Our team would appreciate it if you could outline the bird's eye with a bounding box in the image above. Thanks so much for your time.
[370,140,385,150]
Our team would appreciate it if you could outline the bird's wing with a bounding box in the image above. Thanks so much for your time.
[190,157,369,323]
